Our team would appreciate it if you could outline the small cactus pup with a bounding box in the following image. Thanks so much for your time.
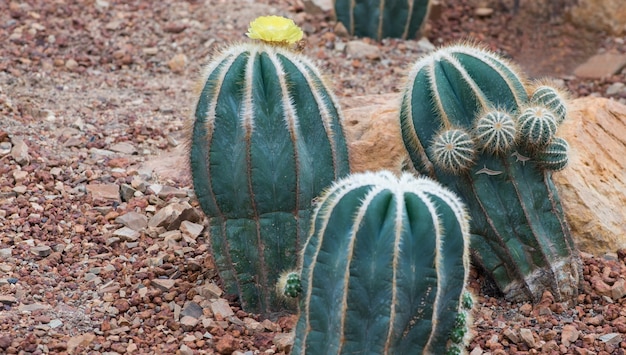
[291,171,474,355]
[333,0,431,40]
[188,15,350,315]
[399,42,581,303]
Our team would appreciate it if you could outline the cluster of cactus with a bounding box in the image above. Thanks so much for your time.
[334,0,431,40]
[282,171,473,355]
[188,16,350,315]
[399,43,581,302]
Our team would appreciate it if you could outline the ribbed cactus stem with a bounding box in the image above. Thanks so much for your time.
[292,171,472,355]
[400,43,580,303]
[189,40,350,315]
[334,0,431,40]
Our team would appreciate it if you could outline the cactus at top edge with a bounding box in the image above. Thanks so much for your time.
[188,16,350,315]
[334,0,431,40]
[290,171,473,355]
[399,43,581,303]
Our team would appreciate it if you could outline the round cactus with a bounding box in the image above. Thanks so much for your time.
[292,171,473,355]
[189,17,350,315]
[474,109,517,154]
[517,106,558,149]
[400,42,580,303]
[430,128,476,173]
[537,137,569,171]
[530,85,568,124]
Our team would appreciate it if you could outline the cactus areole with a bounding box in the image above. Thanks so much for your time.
[400,43,581,303]
[292,171,473,355]
[189,22,350,315]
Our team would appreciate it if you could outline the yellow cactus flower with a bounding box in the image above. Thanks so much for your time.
[246,15,303,45]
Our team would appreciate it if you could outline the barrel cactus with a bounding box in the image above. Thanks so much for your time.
[399,43,581,303]
[287,171,473,355]
[334,0,431,40]
[188,16,350,315]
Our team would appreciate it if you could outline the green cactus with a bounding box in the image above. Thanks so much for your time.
[334,0,431,40]
[189,32,350,314]
[290,171,473,354]
[399,43,581,303]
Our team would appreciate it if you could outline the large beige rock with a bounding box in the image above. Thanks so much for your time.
[554,97,626,255]
[341,94,626,256]
[341,94,408,174]
[568,0,626,35]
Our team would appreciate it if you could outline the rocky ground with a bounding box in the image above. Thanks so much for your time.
[1,0,625,354]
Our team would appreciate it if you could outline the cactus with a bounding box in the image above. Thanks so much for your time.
[399,43,581,303]
[290,171,473,355]
[334,0,431,40]
[188,16,350,315]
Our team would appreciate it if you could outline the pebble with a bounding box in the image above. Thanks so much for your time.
[606,82,625,96]
[48,319,63,329]
[10,137,30,166]
[112,227,140,242]
[109,142,137,155]
[86,183,120,201]
[0,295,17,304]
[0,141,11,156]
[180,220,203,238]
[210,298,235,319]
[519,328,536,348]
[30,245,52,257]
[475,7,494,17]
[151,278,176,291]
[181,301,203,319]
[345,40,381,60]
[115,212,148,231]
[168,53,188,74]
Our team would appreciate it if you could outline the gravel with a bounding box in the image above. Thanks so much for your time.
[1,0,625,354]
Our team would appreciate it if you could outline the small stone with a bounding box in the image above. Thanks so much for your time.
[120,184,137,202]
[611,278,626,300]
[0,295,17,304]
[215,333,236,354]
[475,7,494,16]
[0,248,12,259]
[469,346,484,355]
[179,344,194,355]
[30,245,52,257]
[65,58,78,70]
[180,316,199,330]
[148,204,176,229]
[109,142,137,155]
[86,183,120,201]
[519,328,536,348]
[18,303,51,312]
[168,53,188,74]
[345,40,381,60]
[503,328,519,343]
[606,82,625,96]
[157,185,188,199]
[48,319,63,329]
[181,301,203,319]
[0,142,11,156]
[0,336,11,349]
[599,333,622,346]
[115,212,148,231]
[561,324,580,347]
[197,282,223,299]
[210,298,234,319]
[273,333,294,353]
[10,137,30,165]
[112,227,140,242]
[151,278,175,291]
[180,221,204,239]
[143,47,158,55]
[416,37,435,52]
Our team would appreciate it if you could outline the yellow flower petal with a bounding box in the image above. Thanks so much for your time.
[246,15,303,45]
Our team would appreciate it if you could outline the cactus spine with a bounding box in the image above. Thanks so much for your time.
[189,20,350,315]
[334,0,431,40]
[291,171,473,355]
[400,43,581,303]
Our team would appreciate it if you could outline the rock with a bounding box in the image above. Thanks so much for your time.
[197,282,223,299]
[180,315,199,330]
[215,333,237,354]
[599,333,622,346]
[180,220,203,239]
[302,0,332,14]
[503,328,519,343]
[168,53,188,74]
[573,52,626,79]
[273,333,294,353]
[341,94,408,174]
[0,141,11,156]
[554,97,626,255]
[86,183,120,201]
[112,227,140,242]
[181,301,203,319]
[151,278,175,292]
[568,0,626,35]
[519,328,536,348]
[345,40,381,60]
[109,142,137,155]
[561,324,580,347]
[210,298,234,319]
[66,333,95,354]
[606,82,626,96]
[10,137,30,165]
[0,336,11,350]
[30,245,52,257]
[611,278,626,300]
[475,7,494,16]
[115,212,148,231]
[0,295,17,304]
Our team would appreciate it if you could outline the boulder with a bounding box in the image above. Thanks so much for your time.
[553,97,626,255]
[341,94,408,174]
[340,94,626,256]
[568,0,626,35]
